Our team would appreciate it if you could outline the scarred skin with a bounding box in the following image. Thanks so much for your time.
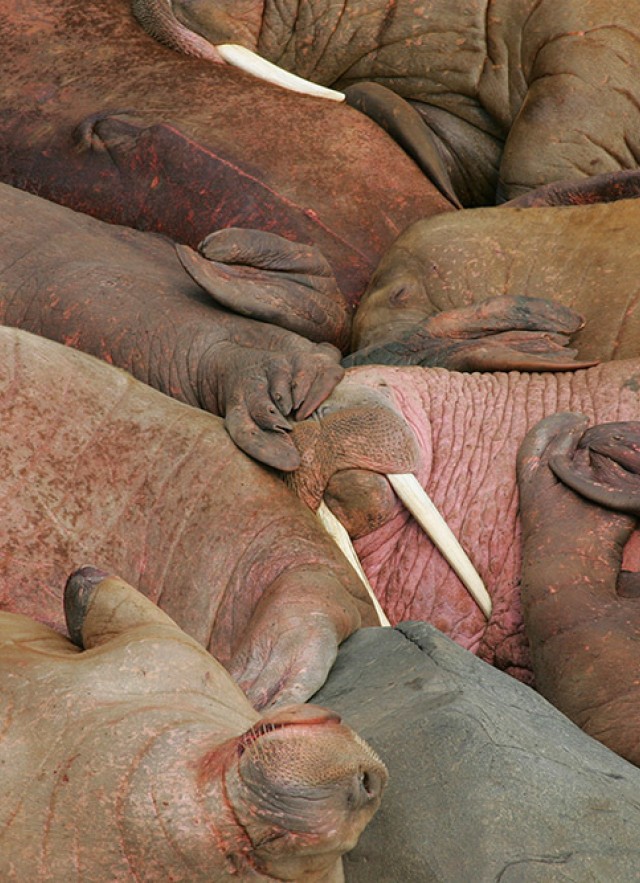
[287,365,640,684]
[0,0,450,316]
[517,415,640,765]
[0,326,415,710]
[350,197,640,366]
[0,568,386,880]
[135,0,640,205]
[0,182,345,472]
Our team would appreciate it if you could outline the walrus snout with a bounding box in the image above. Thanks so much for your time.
[232,702,388,825]
[217,702,387,879]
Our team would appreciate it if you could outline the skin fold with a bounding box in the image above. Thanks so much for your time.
[0,0,450,316]
[350,196,640,365]
[0,182,590,484]
[134,0,640,205]
[0,326,408,710]
[517,415,640,766]
[4,237,638,689]
[0,567,386,880]
[289,365,640,684]
[0,182,345,472]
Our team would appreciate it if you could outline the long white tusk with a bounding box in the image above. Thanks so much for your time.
[316,501,391,627]
[387,473,492,619]
[217,44,345,102]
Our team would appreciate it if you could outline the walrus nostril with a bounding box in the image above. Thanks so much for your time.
[348,767,383,809]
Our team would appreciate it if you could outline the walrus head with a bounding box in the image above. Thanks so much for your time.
[200,704,388,880]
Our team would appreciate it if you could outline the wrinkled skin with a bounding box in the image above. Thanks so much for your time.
[507,168,640,208]
[0,182,345,472]
[350,196,640,366]
[0,183,592,486]
[0,326,421,710]
[0,567,386,880]
[0,0,450,315]
[291,365,640,684]
[137,0,640,205]
[517,415,640,766]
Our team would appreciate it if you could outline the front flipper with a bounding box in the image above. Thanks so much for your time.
[344,83,462,208]
[517,414,640,766]
[178,229,352,350]
[506,170,640,208]
[345,295,597,371]
[548,421,640,513]
[199,337,344,472]
[227,568,362,711]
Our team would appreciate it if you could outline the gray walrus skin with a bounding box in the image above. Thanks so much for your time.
[0,567,386,881]
[131,0,640,205]
[0,326,426,711]
[314,622,640,881]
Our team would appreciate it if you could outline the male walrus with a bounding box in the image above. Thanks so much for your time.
[0,0,449,314]
[130,0,640,205]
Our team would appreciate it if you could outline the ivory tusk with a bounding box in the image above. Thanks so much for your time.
[217,44,345,102]
[316,501,391,627]
[387,473,492,619]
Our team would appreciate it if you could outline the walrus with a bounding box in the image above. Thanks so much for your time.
[1,566,387,880]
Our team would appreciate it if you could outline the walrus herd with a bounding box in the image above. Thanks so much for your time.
[2,1,640,879]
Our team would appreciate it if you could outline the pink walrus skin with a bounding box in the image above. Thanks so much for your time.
[0,325,421,712]
[0,567,386,880]
[283,364,640,685]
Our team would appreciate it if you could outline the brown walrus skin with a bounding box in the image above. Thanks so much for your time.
[349,197,640,367]
[129,0,640,206]
[0,0,451,324]
[0,182,345,473]
[0,182,592,481]
[0,567,387,881]
[518,414,640,767]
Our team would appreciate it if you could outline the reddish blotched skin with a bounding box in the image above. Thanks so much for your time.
[0,326,394,711]
[0,183,346,472]
[0,0,450,310]
[295,365,640,683]
[0,571,386,880]
[517,415,640,765]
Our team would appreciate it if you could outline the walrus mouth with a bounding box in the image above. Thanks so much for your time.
[238,710,343,755]
[216,44,345,102]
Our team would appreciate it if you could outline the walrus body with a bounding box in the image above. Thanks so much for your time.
[0,0,449,309]
[1,568,386,880]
